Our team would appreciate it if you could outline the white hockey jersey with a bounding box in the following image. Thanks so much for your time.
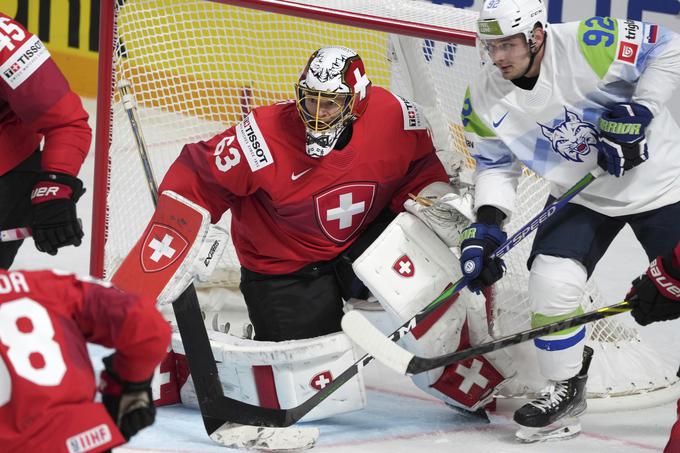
[462,17,680,217]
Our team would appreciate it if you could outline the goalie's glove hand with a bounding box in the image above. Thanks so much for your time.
[99,354,156,441]
[597,102,653,177]
[627,253,680,326]
[404,191,475,247]
[30,172,85,255]
[459,223,506,294]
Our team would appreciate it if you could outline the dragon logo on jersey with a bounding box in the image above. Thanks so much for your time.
[538,108,598,163]
[314,183,376,243]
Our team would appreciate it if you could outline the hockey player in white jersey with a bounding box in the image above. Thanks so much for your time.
[460,0,680,442]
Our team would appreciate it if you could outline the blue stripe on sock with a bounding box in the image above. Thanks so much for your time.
[533,326,586,351]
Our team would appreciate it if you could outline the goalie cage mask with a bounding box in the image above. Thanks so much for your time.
[295,46,372,158]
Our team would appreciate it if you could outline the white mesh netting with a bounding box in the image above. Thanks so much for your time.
[96,0,679,406]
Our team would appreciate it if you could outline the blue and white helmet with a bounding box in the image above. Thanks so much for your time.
[477,0,548,51]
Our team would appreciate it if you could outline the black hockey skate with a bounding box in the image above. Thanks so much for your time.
[513,345,594,442]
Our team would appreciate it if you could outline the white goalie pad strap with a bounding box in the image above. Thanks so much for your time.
[112,190,229,305]
[172,331,366,422]
[403,182,475,248]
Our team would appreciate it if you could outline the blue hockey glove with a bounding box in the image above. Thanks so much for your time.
[597,102,653,177]
[459,223,507,294]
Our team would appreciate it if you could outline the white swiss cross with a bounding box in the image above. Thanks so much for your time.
[397,259,412,275]
[151,364,171,400]
[455,359,489,393]
[313,374,331,389]
[148,234,177,262]
[353,68,370,100]
[326,193,365,229]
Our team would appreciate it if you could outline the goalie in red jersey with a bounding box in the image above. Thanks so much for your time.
[112,46,512,421]
[114,45,459,342]
[0,13,91,267]
[0,269,171,453]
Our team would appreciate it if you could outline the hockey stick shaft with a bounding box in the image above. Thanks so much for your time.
[0,227,31,242]
[411,300,630,374]
[343,300,630,375]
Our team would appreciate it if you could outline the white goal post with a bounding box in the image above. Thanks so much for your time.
[92,0,680,409]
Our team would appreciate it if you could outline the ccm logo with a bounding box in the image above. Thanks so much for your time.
[649,258,680,298]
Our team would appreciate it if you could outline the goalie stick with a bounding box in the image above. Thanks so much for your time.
[118,80,318,450]
[342,300,630,375]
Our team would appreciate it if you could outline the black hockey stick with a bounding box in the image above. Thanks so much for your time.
[343,300,631,375]
[341,167,605,368]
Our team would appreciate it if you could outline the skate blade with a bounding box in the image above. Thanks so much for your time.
[515,417,582,443]
[210,422,319,451]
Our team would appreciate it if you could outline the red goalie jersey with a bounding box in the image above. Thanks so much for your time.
[160,86,448,274]
[0,270,171,453]
[0,13,90,176]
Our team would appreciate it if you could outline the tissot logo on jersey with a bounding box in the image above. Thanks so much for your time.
[141,224,189,272]
[394,93,426,130]
[0,35,50,89]
[236,113,274,172]
[314,183,376,243]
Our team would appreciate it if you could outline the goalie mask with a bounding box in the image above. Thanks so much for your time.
[296,46,372,158]
[477,0,548,75]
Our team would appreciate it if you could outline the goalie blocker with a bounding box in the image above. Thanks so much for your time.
[112,190,229,304]
[353,212,515,411]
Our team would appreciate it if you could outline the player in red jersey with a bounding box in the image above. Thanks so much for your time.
[113,46,455,341]
[0,13,91,267]
[625,241,680,453]
[0,269,171,453]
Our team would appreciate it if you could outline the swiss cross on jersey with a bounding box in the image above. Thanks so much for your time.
[314,183,376,243]
[392,254,415,278]
[141,224,189,272]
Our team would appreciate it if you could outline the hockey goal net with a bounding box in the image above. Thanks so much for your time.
[93,0,679,407]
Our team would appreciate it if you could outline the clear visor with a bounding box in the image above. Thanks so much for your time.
[480,34,529,61]
[296,85,354,132]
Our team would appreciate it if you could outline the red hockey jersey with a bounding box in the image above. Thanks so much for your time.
[160,87,448,274]
[0,13,90,176]
[0,270,171,453]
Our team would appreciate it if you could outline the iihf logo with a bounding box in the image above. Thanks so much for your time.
[538,107,599,163]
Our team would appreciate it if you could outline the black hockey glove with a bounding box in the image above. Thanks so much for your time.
[627,252,680,326]
[597,102,653,177]
[99,354,156,441]
[30,172,85,255]
[459,222,507,294]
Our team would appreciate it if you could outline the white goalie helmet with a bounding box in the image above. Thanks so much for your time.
[477,0,548,52]
[296,46,371,158]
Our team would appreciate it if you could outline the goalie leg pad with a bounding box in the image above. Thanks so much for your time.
[112,190,229,305]
[529,255,588,381]
[353,212,514,411]
[171,331,366,421]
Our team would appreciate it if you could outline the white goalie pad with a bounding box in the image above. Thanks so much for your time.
[112,190,229,305]
[171,331,366,421]
[353,212,515,411]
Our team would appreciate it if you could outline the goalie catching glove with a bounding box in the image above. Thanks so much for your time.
[99,354,156,441]
[627,248,680,326]
[403,181,475,248]
[30,172,85,255]
[597,102,653,177]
